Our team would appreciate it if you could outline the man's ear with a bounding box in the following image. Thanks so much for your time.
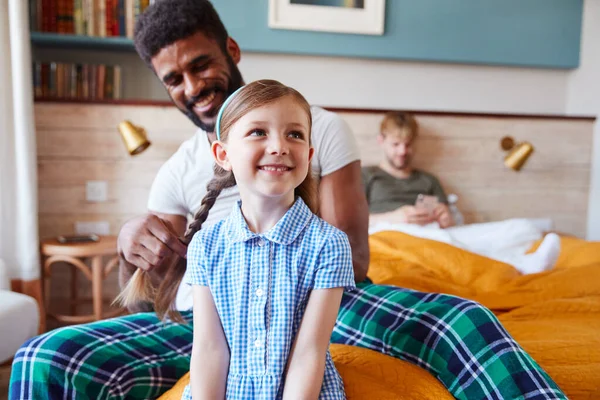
[376,134,385,145]
[226,37,241,64]
[211,141,232,171]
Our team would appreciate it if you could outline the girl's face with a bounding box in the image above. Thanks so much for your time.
[212,95,314,204]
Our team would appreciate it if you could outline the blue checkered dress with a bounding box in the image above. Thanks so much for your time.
[182,198,355,400]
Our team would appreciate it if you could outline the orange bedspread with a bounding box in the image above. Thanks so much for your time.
[159,233,600,399]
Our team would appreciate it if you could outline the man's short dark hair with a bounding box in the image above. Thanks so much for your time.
[134,0,229,68]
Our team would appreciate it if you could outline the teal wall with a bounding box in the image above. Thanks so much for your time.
[214,0,583,69]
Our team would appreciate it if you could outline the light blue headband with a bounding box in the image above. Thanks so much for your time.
[215,85,246,141]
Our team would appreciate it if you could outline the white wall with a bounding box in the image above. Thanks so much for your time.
[567,0,600,240]
[240,53,569,115]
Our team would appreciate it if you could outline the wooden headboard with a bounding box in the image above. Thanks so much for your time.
[36,102,595,239]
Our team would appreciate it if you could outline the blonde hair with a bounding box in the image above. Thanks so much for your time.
[116,80,318,322]
[380,112,418,142]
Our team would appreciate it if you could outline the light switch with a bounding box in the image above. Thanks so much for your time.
[86,181,108,202]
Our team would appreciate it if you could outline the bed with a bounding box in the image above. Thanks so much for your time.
[159,232,600,400]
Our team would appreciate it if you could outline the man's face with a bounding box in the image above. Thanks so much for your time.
[378,133,415,170]
[151,31,244,132]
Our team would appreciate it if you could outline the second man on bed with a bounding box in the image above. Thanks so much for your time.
[363,112,455,228]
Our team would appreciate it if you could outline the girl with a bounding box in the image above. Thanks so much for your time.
[119,80,355,399]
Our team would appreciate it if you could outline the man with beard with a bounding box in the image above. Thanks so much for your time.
[364,112,455,228]
[9,1,566,399]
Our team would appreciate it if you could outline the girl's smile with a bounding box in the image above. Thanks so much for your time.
[214,95,314,205]
[258,163,294,175]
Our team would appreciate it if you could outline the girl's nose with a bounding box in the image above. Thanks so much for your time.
[267,135,289,155]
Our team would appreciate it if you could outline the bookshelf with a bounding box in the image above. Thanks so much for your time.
[34,98,172,106]
[28,1,165,101]
[31,32,135,52]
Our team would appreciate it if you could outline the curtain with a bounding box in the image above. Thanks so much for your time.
[0,0,43,323]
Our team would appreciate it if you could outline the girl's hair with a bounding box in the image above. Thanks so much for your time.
[116,80,318,321]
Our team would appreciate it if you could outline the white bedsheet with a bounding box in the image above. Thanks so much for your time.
[369,218,554,262]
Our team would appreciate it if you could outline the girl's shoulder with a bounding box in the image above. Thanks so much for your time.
[303,214,351,249]
[189,219,228,248]
[303,215,355,286]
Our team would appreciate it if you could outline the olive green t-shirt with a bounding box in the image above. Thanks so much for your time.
[361,166,448,214]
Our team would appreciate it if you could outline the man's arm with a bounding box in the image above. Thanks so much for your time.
[118,212,187,312]
[429,175,454,228]
[369,206,435,226]
[319,161,370,282]
[360,166,371,203]
[430,174,449,205]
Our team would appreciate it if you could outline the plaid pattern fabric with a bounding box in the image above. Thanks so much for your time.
[182,198,353,399]
[333,280,567,400]
[10,311,194,400]
[10,283,567,399]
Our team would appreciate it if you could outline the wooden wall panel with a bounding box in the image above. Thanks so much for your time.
[36,103,594,243]
[36,103,198,242]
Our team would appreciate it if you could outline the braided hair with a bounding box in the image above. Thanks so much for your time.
[116,80,317,322]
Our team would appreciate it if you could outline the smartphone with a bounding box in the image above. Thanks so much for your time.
[415,194,439,212]
[57,234,100,244]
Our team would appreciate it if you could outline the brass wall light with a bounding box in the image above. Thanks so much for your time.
[118,121,151,156]
[501,136,534,171]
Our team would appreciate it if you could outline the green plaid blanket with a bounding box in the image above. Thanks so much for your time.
[10,281,566,399]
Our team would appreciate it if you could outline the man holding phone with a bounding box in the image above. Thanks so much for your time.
[362,112,454,228]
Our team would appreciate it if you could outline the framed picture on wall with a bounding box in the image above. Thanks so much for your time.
[268,0,386,36]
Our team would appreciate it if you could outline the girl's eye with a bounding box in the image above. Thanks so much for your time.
[249,129,266,137]
[289,131,304,139]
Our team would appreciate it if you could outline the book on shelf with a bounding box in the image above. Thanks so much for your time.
[30,0,156,38]
[33,61,123,101]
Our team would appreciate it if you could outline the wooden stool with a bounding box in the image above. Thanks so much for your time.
[41,235,124,324]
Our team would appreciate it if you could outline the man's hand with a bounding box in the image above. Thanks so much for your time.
[118,213,188,272]
[117,213,187,312]
[398,205,436,225]
[432,204,455,228]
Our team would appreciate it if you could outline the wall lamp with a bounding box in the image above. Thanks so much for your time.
[118,121,151,156]
[501,136,534,171]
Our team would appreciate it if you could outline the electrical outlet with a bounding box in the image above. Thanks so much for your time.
[86,181,108,202]
[75,221,110,235]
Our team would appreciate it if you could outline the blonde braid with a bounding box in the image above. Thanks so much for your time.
[155,167,235,321]
[115,166,236,322]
